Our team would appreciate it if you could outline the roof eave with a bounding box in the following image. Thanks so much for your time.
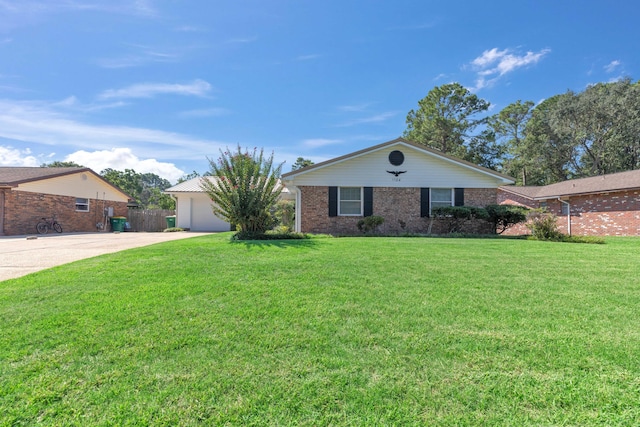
[534,186,640,200]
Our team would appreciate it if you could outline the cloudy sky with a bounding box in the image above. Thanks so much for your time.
[0,0,637,183]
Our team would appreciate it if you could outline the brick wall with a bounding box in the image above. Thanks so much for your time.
[299,186,496,235]
[497,189,640,236]
[465,188,497,207]
[1,190,128,236]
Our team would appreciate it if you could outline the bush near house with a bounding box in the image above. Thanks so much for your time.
[485,204,529,234]
[526,209,564,240]
[432,206,489,233]
[201,146,283,235]
[357,215,385,234]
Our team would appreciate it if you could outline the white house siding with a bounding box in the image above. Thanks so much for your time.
[286,143,507,189]
[17,172,129,202]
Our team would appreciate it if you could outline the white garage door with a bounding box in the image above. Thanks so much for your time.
[191,196,231,232]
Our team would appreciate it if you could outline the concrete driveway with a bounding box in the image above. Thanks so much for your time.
[0,231,214,282]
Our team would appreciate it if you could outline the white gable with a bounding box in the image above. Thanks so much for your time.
[16,171,129,202]
[284,141,513,189]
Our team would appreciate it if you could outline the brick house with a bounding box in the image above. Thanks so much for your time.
[498,169,640,236]
[281,138,515,235]
[0,167,130,236]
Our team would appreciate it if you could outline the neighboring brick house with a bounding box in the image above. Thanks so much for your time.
[498,169,640,236]
[281,138,515,235]
[0,167,130,236]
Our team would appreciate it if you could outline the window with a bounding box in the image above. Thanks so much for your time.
[561,201,570,215]
[75,197,89,212]
[539,201,548,211]
[338,187,362,216]
[430,188,453,214]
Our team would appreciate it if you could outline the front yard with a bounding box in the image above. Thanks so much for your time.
[1,234,639,425]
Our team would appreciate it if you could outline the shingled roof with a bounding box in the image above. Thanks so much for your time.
[500,169,640,199]
[0,167,91,187]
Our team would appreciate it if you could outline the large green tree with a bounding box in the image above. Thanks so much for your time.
[519,95,577,185]
[549,79,640,176]
[404,82,495,166]
[101,168,175,209]
[41,161,84,168]
[291,157,314,171]
[201,146,283,233]
[503,79,640,185]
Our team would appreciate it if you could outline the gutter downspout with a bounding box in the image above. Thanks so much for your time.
[294,186,301,233]
[557,197,571,235]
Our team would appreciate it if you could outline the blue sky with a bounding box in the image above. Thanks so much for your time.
[0,0,637,183]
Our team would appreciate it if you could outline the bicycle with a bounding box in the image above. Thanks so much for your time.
[36,214,63,234]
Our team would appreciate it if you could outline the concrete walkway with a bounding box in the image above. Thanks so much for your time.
[0,231,213,282]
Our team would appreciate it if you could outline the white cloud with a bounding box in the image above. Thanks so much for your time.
[337,103,372,112]
[0,145,41,166]
[95,46,182,69]
[179,108,230,118]
[224,36,258,44]
[98,79,212,100]
[0,0,157,30]
[66,148,185,183]
[0,98,227,169]
[604,60,621,73]
[470,47,551,91]
[302,138,343,148]
[336,111,399,127]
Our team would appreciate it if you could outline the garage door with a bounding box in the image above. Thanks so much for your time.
[191,197,231,231]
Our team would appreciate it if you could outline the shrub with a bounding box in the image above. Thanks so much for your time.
[201,146,283,233]
[526,210,564,240]
[485,204,528,234]
[273,200,295,229]
[357,215,385,234]
[431,206,489,233]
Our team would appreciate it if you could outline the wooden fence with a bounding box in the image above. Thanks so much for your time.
[126,209,175,232]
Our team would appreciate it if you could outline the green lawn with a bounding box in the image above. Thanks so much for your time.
[1,234,640,426]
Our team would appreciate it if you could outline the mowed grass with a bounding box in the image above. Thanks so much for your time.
[1,234,640,426]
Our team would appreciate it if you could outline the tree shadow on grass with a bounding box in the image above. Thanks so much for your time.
[228,238,324,250]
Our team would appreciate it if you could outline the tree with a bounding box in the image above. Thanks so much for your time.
[404,82,493,165]
[504,79,640,185]
[291,157,314,171]
[511,95,577,185]
[101,168,142,199]
[177,170,201,184]
[550,79,640,176]
[200,146,284,234]
[100,168,175,209]
[491,100,534,184]
[41,161,84,168]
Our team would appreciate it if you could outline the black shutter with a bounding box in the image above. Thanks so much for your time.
[363,187,373,217]
[420,188,430,217]
[328,187,338,217]
[454,188,464,206]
